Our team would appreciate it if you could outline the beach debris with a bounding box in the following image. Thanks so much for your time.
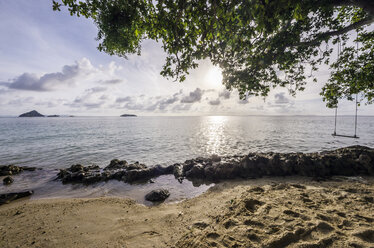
[3,176,14,185]
[145,189,170,202]
[0,190,34,205]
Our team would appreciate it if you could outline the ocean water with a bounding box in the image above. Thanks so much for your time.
[0,116,373,203]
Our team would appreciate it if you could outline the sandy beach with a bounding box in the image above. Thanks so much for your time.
[1,176,373,248]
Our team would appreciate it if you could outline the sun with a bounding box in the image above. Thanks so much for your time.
[205,66,223,88]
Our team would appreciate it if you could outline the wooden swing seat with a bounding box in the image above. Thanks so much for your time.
[332,133,359,139]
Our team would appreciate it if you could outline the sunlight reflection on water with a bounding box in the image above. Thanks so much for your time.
[204,116,227,155]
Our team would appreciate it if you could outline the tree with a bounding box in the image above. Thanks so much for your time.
[53,0,374,107]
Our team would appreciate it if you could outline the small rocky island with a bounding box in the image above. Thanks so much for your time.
[19,110,44,117]
[18,111,69,118]
[121,114,137,117]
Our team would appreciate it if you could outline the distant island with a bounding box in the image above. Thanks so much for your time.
[19,110,73,118]
[19,110,44,117]
[120,114,137,117]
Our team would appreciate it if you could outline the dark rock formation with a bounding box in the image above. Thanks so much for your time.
[120,114,137,117]
[0,165,37,176]
[104,159,147,171]
[145,189,170,202]
[19,110,44,117]
[47,115,60,117]
[0,191,34,205]
[181,145,374,181]
[56,162,173,185]
[3,176,13,185]
[56,146,374,186]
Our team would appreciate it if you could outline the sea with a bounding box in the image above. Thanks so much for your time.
[0,116,373,204]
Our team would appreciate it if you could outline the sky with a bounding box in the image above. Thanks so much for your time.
[0,0,373,116]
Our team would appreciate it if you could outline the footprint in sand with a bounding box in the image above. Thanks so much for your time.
[354,229,374,243]
[244,199,264,212]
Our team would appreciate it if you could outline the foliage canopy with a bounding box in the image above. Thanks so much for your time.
[53,0,374,107]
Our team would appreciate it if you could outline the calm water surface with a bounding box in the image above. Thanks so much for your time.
[0,116,373,203]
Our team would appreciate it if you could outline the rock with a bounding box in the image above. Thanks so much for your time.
[19,110,44,117]
[185,163,205,178]
[0,165,21,176]
[211,154,221,162]
[0,165,37,176]
[104,160,146,171]
[145,189,170,202]
[125,168,153,182]
[358,154,373,174]
[104,159,128,170]
[126,162,147,170]
[3,176,13,185]
[57,162,174,185]
[173,163,184,178]
[0,191,34,205]
[120,114,137,117]
[70,164,84,172]
[56,145,374,186]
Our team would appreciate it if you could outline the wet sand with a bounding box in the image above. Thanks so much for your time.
[1,176,374,248]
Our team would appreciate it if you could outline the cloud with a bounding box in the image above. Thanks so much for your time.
[266,92,295,112]
[274,92,290,104]
[83,102,104,109]
[116,96,132,103]
[123,102,146,110]
[172,103,192,111]
[85,87,107,94]
[85,87,108,95]
[3,58,94,91]
[35,101,59,108]
[116,91,183,112]
[209,98,221,105]
[99,95,109,100]
[7,97,34,106]
[219,89,231,99]
[99,79,123,84]
[181,88,203,103]
[65,85,108,109]
[158,91,182,110]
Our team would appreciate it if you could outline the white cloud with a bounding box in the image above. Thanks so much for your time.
[2,58,94,91]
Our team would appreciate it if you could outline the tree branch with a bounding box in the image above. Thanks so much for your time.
[334,0,374,16]
[296,16,374,47]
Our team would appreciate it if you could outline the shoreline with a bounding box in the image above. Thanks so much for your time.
[1,176,374,247]
[1,145,373,205]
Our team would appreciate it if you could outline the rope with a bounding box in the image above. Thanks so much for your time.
[354,93,358,138]
[354,32,359,138]
[334,107,337,135]
[333,38,341,136]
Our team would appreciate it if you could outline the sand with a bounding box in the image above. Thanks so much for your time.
[1,176,374,248]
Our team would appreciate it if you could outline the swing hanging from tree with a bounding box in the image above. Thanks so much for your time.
[331,34,360,139]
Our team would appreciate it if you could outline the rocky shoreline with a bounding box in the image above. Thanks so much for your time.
[1,145,373,204]
[56,145,374,185]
